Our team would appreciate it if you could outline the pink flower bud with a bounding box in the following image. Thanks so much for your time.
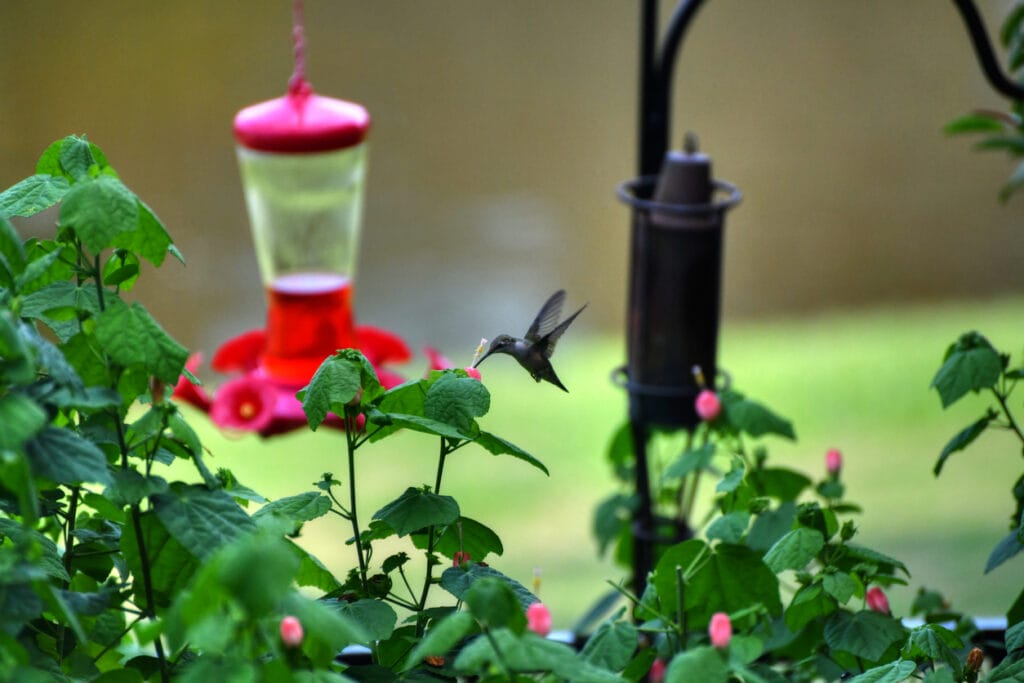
[825,448,842,476]
[453,550,471,566]
[649,658,666,683]
[695,389,721,422]
[279,615,304,648]
[464,367,482,381]
[866,586,890,614]
[526,602,552,637]
[708,612,732,648]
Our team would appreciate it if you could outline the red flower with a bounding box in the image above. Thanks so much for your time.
[526,602,552,637]
[172,354,212,411]
[453,551,471,567]
[649,658,666,683]
[424,346,453,371]
[825,448,843,476]
[709,612,732,648]
[464,367,482,381]
[866,586,890,614]
[279,615,303,648]
[695,389,721,422]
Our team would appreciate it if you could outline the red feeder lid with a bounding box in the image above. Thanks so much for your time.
[233,82,370,153]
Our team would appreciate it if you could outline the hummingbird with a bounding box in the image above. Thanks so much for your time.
[473,290,586,392]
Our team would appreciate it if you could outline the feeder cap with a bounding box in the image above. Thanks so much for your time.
[233,86,370,153]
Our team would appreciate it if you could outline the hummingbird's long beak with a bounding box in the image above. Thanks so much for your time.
[472,349,494,369]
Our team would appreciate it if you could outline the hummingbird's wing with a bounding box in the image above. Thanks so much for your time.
[524,290,566,343]
[535,303,586,358]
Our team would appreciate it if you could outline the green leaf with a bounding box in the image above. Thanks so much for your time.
[931,332,1002,408]
[764,527,824,573]
[664,443,715,480]
[372,487,459,537]
[58,136,98,181]
[110,200,172,267]
[0,216,25,276]
[121,512,200,610]
[665,645,728,683]
[58,176,139,255]
[424,372,490,434]
[427,516,504,562]
[655,541,781,628]
[104,469,168,507]
[371,412,472,440]
[822,571,857,604]
[985,527,1024,573]
[905,623,963,671]
[579,619,637,671]
[0,451,38,523]
[846,659,917,683]
[842,544,910,577]
[24,426,113,486]
[934,411,996,475]
[944,113,1009,135]
[299,354,361,430]
[999,158,1024,202]
[336,598,398,642]
[464,576,527,632]
[722,391,796,440]
[439,563,537,609]
[785,582,837,632]
[473,430,549,475]
[0,394,47,449]
[94,299,188,383]
[253,492,331,524]
[706,511,750,544]
[288,540,341,592]
[151,483,255,560]
[747,501,797,553]
[404,611,476,671]
[823,610,906,661]
[752,467,812,501]
[0,174,71,218]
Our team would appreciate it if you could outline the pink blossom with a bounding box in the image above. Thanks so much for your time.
[709,612,732,648]
[453,551,471,567]
[209,375,277,433]
[826,448,842,476]
[526,602,552,637]
[695,389,721,422]
[649,658,666,683]
[866,586,890,614]
[424,346,454,371]
[279,615,303,648]
[464,367,482,381]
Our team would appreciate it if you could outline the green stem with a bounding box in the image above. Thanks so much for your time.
[62,487,80,583]
[416,439,452,627]
[345,410,368,593]
[993,386,1024,444]
[675,564,687,652]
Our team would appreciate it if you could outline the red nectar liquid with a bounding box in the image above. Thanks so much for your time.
[263,273,356,383]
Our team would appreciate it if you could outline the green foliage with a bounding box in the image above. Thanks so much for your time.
[947,3,1024,201]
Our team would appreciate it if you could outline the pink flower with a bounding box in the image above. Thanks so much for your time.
[464,367,482,381]
[453,551,471,566]
[709,612,732,648]
[649,658,666,683]
[279,615,303,648]
[209,375,277,433]
[695,389,721,422]
[866,586,890,614]
[526,602,552,637]
[826,448,842,476]
[424,346,454,371]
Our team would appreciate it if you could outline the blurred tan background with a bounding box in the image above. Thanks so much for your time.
[1,1,1021,358]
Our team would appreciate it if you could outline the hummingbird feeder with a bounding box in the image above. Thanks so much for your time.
[233,3,370,385]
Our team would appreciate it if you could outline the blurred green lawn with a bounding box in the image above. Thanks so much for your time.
[187,296,1024,628]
